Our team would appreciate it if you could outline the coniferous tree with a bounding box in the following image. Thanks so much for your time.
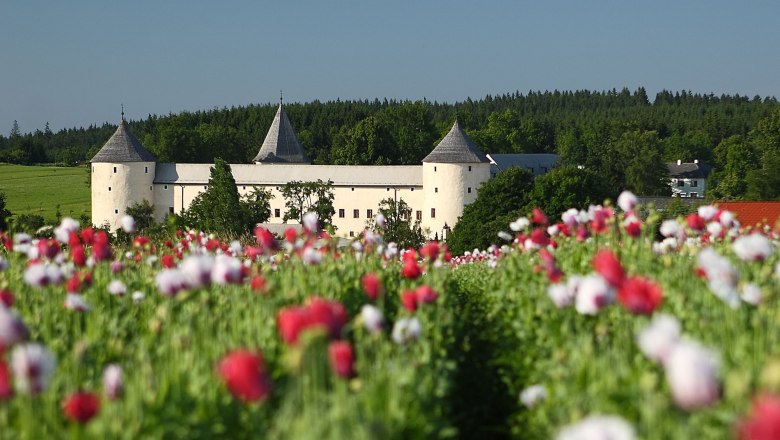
[183,158,246,235]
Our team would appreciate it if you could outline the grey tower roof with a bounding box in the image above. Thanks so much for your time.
[253,104,310,163]
[91,120,156,163]
[422,121,489,163]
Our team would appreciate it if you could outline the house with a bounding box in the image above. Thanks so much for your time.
[667,160,711,198]
[90,105,554,237]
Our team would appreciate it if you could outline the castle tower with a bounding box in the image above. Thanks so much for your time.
[422,121,490,239]
[90,114,156,231]
[253,104,311,164]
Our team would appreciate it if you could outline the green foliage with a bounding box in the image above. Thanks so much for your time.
[182,158,247,235]
[525,165,613,218]
[126,199,155,232]
[280,180,335,228]
[0,191,12,230]
[375,197,425,249]
[602,130,670,196]
[241,187,274,226]
[10,213,45,234]
[448,167,534,255]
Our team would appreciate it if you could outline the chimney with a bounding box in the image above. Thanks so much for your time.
[677,159,681,165]
[694,159,698,164]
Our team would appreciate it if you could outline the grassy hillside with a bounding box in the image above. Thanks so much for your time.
[0,163,90,222]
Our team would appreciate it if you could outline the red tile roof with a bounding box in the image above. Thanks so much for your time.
[717,202,780,229]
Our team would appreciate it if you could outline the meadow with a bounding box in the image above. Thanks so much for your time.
[0,163,90,222]
[0,196,778,439]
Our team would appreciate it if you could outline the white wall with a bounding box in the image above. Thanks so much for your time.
[92,162,155,231]
[670,178,706,198]
[422,162,490,239]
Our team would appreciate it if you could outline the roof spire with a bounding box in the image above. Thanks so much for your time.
[121,104,125,122]
[280,90,283,106]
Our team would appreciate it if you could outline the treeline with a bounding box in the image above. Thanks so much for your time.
[2,88,779,198]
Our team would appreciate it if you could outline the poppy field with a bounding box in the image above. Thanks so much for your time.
[0,192,778,439]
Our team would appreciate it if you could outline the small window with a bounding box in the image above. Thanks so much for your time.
[274,209,280,218]
[144,166,148,174]
[468,187,472,194]
[434,166,437,172]
[367,209,373,218]
[541,167,548,173]
[113,166,117,173]
[149,186,152,190]
[416,210,422,221]
[349,231,354,237]
[353,209,359,219]
[339,209,345,218]
[527,167,534,173]
[92,166,94,173]
[276,186,279,191]
[204,186,207,190]
[431,208,436,218]
[690,192,698,198]
[691,180,698,188]
[242,186,246,190]
[108,186,112,192]
[677,180,684,187]
[386,187,390,191]
[114,209,119,214]
[435,187,438,193]
[169,207,174,214]
[164,185,169,190]
[351,187,355,191]
[468,166,472,172]
[411,188,414,192]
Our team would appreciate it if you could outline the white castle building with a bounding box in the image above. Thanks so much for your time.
[91,105,557,237]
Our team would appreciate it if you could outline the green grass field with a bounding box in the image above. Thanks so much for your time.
[0,163,90,222]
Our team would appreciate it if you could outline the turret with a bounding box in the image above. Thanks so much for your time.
[90,115,156,231]
[422,121,490,238]
[253,104,310,164]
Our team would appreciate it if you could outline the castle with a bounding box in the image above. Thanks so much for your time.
[90,104,557,238]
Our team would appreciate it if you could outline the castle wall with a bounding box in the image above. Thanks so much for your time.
[92,162,155,231]
[421,162,490,239]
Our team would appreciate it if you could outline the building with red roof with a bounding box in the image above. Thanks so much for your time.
[717,202,780,229]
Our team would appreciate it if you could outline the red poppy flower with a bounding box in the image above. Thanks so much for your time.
[0,362,12,401]
[328,341,356,378]
[250,275,266,293]
[401,290,418,312]
[401,260,422,280]
[217,350,271,403]
[361,273,383,301]
[686,214,706,232]
[62,391,100,424]
[419,241,440,261]
[617,276,663,315]
[415,285,438,304]
[161,254,175,268]
[738,394,780,440]
[593,249,626,288]
[532,208,549,226]
[0,289,14,308]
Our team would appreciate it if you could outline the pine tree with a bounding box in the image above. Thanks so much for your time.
[183,158,246,235]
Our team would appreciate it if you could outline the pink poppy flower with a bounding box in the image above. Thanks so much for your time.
[102,364,123,400]
[665,340,720,410]
[737,394,780,440]
[593,250,626,288]
[361,273,383,301]
[328,341,356,378]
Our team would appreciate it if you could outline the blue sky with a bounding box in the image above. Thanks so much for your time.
[1,1,778,133]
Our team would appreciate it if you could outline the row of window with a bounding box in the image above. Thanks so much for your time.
[105,166,150,174]
[434,187,472,194]
[675,179,699,187]
[433,165,473,172]
[334,209,436,219]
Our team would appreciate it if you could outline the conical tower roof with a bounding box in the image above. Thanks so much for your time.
[422,121,488,163]
[91,119,156,163]
[253,104,310,163]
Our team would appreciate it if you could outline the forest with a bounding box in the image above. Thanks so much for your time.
[1,87,779,200]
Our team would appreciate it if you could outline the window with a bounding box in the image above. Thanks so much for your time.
[690,192,698,198]
[204,186,207,190]
[386,187,390,191]
[276,186,279,191]
[411,188,414,191]
[431,208,436,218]
[275,209,280,218]
[92,166,94,173]
[468,187,472,194]
[353,209,359,218]
[367,209,373,218]
[339,209,345,218]
[164,185,169,190]
[150,186,153,190]
[677,180,684,187]
[468,166,472,172]
[113,166,117,173]
[691,180,698,187]
[435,187,438,193]
[114,209,119,214]
[349,231,354,237]
[169,207,174,214]
[434,166,437,172]
[351,187,355,191]
[242,186,246,190]
[416,210,422,221]
[108,186,112,192]
[541,167,548,173]
[528,167,534,173]
[144,166,148,174]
